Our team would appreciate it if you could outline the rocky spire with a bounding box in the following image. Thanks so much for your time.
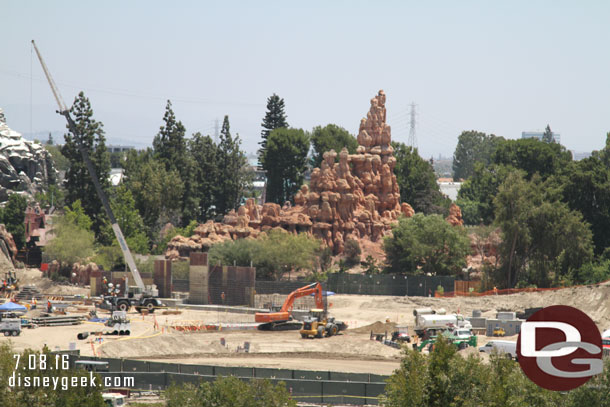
[166,91,415,259]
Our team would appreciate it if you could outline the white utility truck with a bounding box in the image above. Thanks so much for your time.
[414,313,472,337]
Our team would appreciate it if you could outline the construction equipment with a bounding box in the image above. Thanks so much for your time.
[414,312,472,337]
[0,271,19,293]
[0,314,21,336]
[369,327,410,349]
[493,326,506,337]
[31,40,164,314]
[300,308,348,339]
[391,325,412,343]
[255,282,325,331]
[77,311,131,339]
[102,392,127,407]
[413,330,477,352]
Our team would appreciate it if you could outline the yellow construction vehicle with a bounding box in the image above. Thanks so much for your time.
[493,326,506,337]
[300,309,347,339]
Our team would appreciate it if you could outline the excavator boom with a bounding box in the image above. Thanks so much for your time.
[279,282,324,313]
[255,282,325,330]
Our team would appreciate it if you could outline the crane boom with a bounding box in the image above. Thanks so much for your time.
[31,40,145,290]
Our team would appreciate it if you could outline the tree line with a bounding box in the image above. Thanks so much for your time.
[39,91,447,272]
[383,335,610,407]
[451,128,610,288]
[43,89,608,290]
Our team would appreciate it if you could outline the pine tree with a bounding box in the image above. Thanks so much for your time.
[183,133,220,222]
[262,128,309,205]
[61,91,111,237]
[153,100,187,174]
[47,132,54,145]
[122,149,184,238]
[258,93,288,160]
[542,124,554,143]
[215,116,250,215]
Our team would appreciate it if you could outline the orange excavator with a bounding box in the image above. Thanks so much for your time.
[255,282,325,331]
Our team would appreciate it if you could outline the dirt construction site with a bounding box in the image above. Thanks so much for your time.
[3,269,610,376]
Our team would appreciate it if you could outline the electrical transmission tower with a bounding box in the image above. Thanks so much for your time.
[408,102,417,149]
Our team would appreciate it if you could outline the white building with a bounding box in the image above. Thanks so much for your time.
[521,131,561,144]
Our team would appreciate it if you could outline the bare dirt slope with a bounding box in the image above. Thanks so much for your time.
[329,284,610,331]
[12,268,89,296]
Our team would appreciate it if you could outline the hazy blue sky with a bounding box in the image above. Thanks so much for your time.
[2,1,609,158]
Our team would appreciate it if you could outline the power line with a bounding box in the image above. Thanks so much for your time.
[0,68,264,108]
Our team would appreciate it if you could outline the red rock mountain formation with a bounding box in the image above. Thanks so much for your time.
[166,90,462,260]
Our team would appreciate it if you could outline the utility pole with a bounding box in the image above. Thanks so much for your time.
[408,102,417,149]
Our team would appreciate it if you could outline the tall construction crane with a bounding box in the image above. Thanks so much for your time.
[31,40,163,313]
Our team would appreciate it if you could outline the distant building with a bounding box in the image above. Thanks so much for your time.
[246,155,266,204]
[109,168,124,186]
[437,178,462,201]
[521,131,561,144]
[572,151,592,161]
[107,145,135,153]
[24,203,47,266]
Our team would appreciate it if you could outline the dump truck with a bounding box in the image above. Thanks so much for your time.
[414,313,472,337]
[300,308,348,338]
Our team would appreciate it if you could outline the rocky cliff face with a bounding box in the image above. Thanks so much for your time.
[166,90,417,259]
[0,108,57,202]
[0,224,17,270]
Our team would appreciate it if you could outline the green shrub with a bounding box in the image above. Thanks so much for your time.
[363,255,381,274]
[384,214,470,275]
[208,230,321,280]
[92,245,124,271]
[343,239,361,267]
[576,259,610,284]
[382,334,564,407]
[315,246,332,272]
[44,223,95,267]
[165,376,296,407]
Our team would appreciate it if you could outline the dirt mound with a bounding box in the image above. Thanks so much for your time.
[350,320,397,334]
[15,268,89,296]
[99,332,233,359]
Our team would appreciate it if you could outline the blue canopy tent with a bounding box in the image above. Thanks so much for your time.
[0,301,27,314]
